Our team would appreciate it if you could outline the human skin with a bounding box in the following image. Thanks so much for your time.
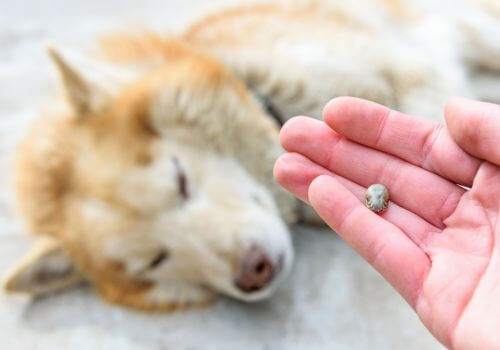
[274,97,500,349]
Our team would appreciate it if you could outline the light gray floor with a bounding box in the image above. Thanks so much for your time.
[0,1,443,349]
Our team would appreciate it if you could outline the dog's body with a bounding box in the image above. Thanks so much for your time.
[183,0,500,120]
[4,1,500,311]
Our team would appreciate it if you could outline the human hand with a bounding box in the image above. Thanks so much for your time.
[274,97,500,349]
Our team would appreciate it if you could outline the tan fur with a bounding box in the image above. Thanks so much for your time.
[378,0,419,21]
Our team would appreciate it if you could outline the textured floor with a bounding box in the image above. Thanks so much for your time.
[0,1,443,349]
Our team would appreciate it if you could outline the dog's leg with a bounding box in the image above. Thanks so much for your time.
[457,7,500,103]
[220,53,324,122]
[383,49,470,122]
[459,8,500,73]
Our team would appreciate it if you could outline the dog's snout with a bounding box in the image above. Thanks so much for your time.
[235,246,274,293]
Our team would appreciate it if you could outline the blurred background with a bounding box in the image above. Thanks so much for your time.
[0,1,448,349]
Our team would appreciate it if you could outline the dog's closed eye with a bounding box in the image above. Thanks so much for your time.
[177,169,188,199]
[173,157,188,200]
[147,249,169,270]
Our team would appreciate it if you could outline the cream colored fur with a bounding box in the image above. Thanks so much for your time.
[3,0,500,311]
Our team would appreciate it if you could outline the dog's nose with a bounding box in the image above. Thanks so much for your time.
[235,246,274,293]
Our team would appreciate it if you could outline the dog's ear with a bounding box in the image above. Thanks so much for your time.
[47,46,136,116]
[3,236,83,296]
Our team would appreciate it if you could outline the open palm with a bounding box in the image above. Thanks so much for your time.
[274,97,500,349]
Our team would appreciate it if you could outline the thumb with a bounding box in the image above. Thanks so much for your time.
[445,97,500,166]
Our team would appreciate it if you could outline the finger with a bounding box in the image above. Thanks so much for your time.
[280,117,465,228]
[274,152,331,203]
[308,175,430,307]
[445,97,500,167]
[274,152,440,249]
[322,97,481,186]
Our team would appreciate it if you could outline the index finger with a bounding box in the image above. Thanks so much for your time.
[323,97,481,186]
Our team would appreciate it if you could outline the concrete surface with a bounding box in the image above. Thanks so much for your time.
[0,1,443,349]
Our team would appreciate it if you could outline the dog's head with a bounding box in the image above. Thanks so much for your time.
[3,38,297,310]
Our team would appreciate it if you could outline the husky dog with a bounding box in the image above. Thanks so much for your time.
[3,0,500,311]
